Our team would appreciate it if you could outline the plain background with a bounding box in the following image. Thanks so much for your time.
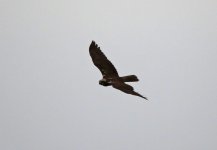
[1,0,217,150]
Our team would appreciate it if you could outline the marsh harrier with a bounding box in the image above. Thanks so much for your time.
[89,41,147,100]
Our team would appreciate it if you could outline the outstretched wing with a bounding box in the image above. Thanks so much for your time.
[89,41,119,77]
[111,79,148,100]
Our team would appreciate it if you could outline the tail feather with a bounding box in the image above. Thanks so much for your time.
[121,75,139,82]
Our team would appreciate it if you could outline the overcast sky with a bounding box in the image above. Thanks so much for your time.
[1,0,217,150]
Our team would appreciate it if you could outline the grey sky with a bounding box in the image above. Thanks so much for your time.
[1,0,217,150]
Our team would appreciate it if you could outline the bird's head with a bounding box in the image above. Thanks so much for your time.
[99,79,110,86]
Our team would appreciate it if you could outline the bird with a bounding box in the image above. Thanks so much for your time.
[89,41,148,100]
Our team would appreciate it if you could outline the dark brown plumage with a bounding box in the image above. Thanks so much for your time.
[89,41,147,100]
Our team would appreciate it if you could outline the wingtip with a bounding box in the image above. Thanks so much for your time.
[134,92,148,100]
[90,40,100,50]
[140,95,148,100]
[90,40,96,48]
[143,97,148,100]
[90,40,97,46]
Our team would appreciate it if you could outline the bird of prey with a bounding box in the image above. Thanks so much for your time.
[89,41,148,100]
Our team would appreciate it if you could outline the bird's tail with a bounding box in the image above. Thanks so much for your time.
[120,75,139,82]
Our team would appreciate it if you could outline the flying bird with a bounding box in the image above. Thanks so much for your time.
[89,41,148,100]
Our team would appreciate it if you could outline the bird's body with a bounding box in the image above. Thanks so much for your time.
[89,41,147,100]
[99,75,138,86]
